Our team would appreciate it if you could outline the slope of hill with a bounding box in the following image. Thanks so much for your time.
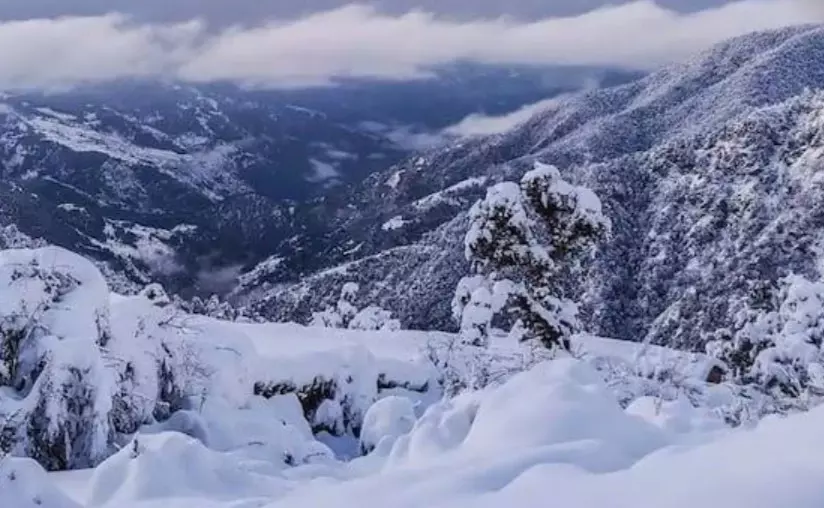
[0,65,634,295]
[246,25,824,352]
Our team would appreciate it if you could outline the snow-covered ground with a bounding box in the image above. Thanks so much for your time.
[11,358,824,508]
[2,247,824,508]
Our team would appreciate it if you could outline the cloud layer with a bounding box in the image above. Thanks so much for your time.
[0,0,820,90]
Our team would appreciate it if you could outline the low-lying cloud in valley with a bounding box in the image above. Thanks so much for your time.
[1,0,821,90]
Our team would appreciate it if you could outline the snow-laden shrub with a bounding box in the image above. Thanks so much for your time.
[172,293,251,321]
[425,333,555,397]
[311,283,401,331]
[349,306,401,332]
[0,248,117,470]
[707,274,824,412]
[359,396,416,454]
[0,248,233,471]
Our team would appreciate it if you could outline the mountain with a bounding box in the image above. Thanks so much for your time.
[244,25,824,352]
[0,65,637,294]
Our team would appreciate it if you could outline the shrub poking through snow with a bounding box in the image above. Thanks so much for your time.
[454,162,610,353]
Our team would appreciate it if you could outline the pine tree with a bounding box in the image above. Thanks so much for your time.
[455,162,610,351]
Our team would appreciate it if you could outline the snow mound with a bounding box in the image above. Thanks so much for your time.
[360,396,417,454]
[0,457,80,508]
[625,395,726,437]
[386,358,667,473]
[463,358,664,459]
[87,432,285,506]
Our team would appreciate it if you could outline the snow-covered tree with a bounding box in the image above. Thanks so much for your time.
[310,283,400,331]
[170,293,245,321]
[310,283,359,328]
[349,306,401,331]
[707,274,824,408]
[454,162,610,351]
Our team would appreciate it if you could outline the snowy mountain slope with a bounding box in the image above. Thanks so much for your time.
[0,65,634,296]
[245,25,824,352]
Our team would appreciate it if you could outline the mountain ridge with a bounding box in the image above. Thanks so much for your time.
[245,24,824,352]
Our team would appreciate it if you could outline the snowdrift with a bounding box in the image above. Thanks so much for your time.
[0,457,80,508]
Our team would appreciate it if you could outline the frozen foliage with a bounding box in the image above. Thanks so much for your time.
[455,163,609,351]
[0,247,117,470]
[311,283,401,331]
[172,293,249,322]
[0,224,47,250]
[707,274,824,412]
[310,283,360,329]
[349,306,402,332]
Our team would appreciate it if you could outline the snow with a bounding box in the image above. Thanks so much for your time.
[57,203,87,213]
[359,396,417,453]
[385,170,404,189]
[7,322,824,508]
[381,216,408,232]
[0,458,80,508]
[411,177,487,212]
[5,247,824,508]
[91,220,184,277]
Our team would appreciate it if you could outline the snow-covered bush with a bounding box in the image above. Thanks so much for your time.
[453,162,609,353]
[359,396,416,454]
[0,225,47,250]
[311,283,401,331]
[0,248,118,470]
[707,274,824,412]
[0,248,232,471]
[350,306,401,332]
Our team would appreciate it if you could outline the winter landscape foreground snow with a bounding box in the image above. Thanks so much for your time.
[2,246,824,508]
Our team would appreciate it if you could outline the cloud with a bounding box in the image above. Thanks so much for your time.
[443,77,605,137]
[443,98,565,138]
[0,0,819,90]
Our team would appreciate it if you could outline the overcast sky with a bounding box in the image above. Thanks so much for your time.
[0,0,733,25]
[0,1,819,90]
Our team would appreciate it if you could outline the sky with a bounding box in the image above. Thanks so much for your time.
[0,1,733,24]
[0,0,819,90]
